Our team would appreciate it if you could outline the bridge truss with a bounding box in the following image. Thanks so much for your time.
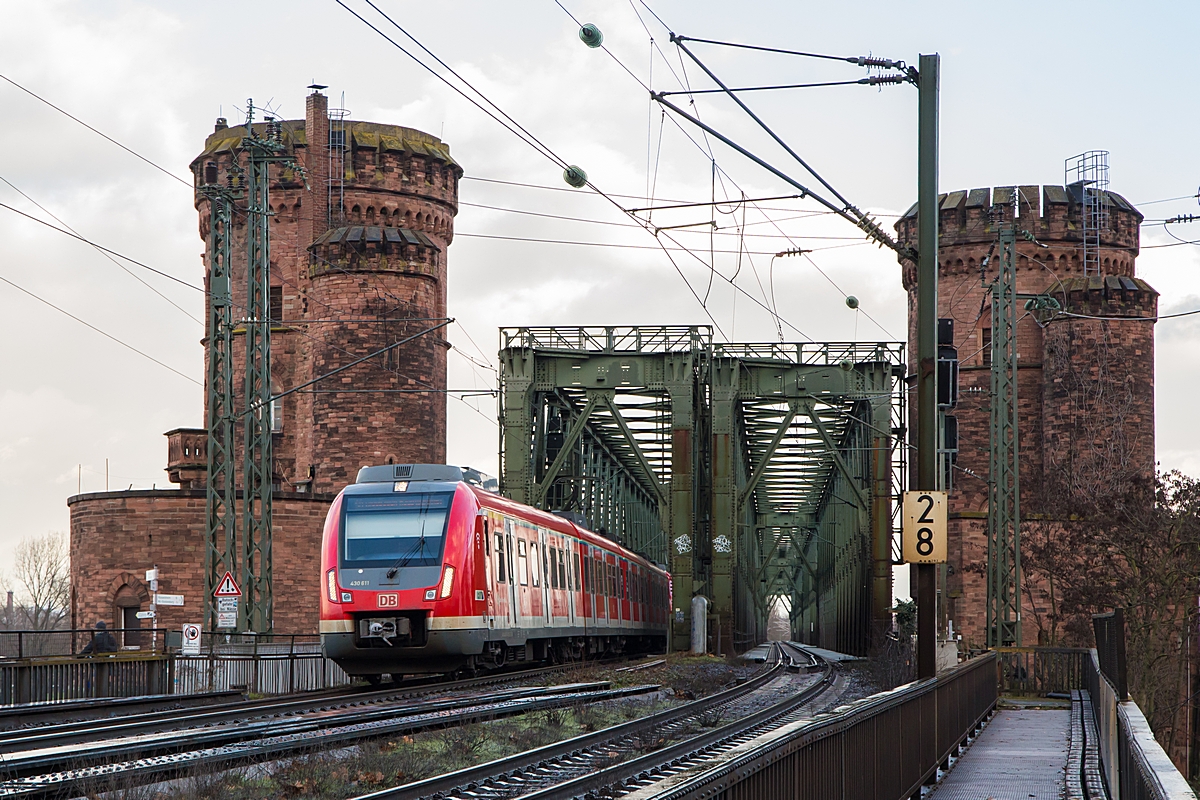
[498,326,906,656]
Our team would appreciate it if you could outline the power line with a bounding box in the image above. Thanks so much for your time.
[453,230,867,253]
[0,273,200,385]
[0,72,193,188]
[0,200,202,292]
[0,175,203,325]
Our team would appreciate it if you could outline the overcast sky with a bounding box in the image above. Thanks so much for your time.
[0,1,1197,584]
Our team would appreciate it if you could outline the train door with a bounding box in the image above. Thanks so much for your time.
[503,518,522,630]
[484,512,505,635]
[516,530,530,621]
[608,554,619,622]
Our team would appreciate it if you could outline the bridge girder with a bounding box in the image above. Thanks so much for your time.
[498,327,905,656]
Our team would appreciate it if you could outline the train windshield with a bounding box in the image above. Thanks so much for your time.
[342,491,453,567]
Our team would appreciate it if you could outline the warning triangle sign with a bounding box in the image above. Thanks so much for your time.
[213,571,242,598]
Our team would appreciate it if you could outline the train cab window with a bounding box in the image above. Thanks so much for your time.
[517,539,529,586]
[341,491,452,567]
[495,534,506,583]
[529,542,540,587]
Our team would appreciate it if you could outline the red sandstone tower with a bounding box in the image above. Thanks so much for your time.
[69,90,462,635]
[895,185,1156,648]
[192,90,460,491]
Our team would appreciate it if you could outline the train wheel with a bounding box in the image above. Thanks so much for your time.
[364,674,383,687]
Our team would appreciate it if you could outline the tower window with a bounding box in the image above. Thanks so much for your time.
[269,286,283,323]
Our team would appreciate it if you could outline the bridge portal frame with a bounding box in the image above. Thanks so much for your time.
[498,327,905,656]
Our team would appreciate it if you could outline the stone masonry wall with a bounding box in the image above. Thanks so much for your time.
[70,491,334,636]
[896,185,1154,647]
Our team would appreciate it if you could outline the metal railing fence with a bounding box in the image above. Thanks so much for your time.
[0,653,171,704]
[1093,608,1129,700]
[641,651,998,800]
[0,630,351,702]
[1084,621,1195,799]
[994,646,1088,695]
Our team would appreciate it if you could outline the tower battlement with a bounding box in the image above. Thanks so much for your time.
[896,185,1142,254]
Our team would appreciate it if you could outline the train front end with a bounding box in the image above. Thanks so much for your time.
[320,464,490,677]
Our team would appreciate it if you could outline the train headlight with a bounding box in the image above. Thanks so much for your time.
[439,565,455,599]
[326,569,339,603]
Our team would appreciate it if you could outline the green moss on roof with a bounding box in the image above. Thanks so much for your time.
[191,120,459,170]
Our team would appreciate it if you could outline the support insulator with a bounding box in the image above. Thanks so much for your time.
[578,23,603,48]
[563,165,588,188]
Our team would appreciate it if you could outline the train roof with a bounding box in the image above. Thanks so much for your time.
[350,464,666,574]
[469,485,666,574]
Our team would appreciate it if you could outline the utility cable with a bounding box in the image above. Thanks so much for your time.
[0,200,201,291]
[0,273,200,385]
[0,73,193,188]
[0,175,203,325]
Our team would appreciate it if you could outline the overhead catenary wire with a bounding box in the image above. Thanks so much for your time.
[0,73,195,188]
[0,70,505,428]
[0,273,200,385]
[341,0,827,341]
[0,175,203,325]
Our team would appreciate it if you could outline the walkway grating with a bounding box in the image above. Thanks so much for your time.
[928,709,1069,799]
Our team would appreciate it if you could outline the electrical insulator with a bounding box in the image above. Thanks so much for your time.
[578,23,603,48]
[855,55,899,69]
[563,165,588,188]
[845,295,859,309]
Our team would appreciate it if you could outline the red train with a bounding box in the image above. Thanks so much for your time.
[320,464,671,678]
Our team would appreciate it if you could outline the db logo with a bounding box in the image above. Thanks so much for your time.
[377,593,399,608]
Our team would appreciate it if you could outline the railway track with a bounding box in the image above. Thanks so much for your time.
[1,658,605,739]
[0,664,656,799]
[359,642,837,800]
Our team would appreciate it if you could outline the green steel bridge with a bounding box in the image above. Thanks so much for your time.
[498,325,906,655]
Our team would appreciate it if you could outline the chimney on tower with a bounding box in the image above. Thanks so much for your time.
[305,87,331,239]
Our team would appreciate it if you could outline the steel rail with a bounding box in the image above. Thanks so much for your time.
[354,644,802,800]
[0,684,662,799]
[0,691,243,731]
[0,660,580,743]
[509,644,835,800]
[0,682,616,775]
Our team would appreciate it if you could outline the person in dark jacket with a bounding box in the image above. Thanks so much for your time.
[80,621,118,655]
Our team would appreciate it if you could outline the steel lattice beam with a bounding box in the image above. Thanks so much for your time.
[987,225,1022,647]
[498,327,905,656]
[202,181,237,633]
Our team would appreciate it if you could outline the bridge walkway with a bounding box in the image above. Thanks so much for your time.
[928,706,1070,800]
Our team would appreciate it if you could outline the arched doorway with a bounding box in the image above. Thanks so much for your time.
[113,584,144,648]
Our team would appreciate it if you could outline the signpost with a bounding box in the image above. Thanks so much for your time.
[181,623,202,656]
[213,571,241,630]
[902,491,948,564]
[155,594,185,607]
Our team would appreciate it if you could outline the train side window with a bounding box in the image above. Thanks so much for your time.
[518,539,529,586]
[558,549,567,590]
[529,542,539,587]
[573,552,581,592]
[495,534,506,583]
[550,548,559,589]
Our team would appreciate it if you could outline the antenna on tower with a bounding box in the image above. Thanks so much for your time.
[1065,150,1110,277]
